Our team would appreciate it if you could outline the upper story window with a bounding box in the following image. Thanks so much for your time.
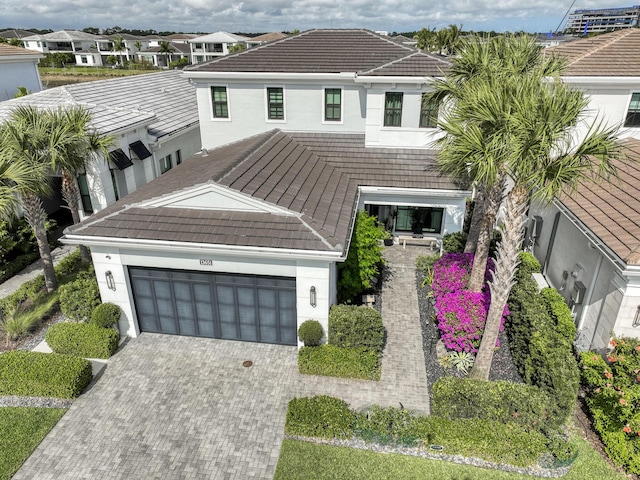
[175,150,182,165]
[420,94,439,128]
[211,86,229,119]
[384,92,403,127]
[267,87,285,121]
[194,43,202,49]
[324,88,342,122]
[77,174,93,214]
[625,93,640,127]
[160,154,172,174]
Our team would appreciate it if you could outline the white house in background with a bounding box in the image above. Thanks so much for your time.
[0,44,43,100]
[62,29,469,345]
[21,30,104,56]
[526,29,640,351]
[0,70,200,216]
[137,42,190,68]
[188,32,250,64]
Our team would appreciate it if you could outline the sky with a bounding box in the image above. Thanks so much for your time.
[0,0,633,34]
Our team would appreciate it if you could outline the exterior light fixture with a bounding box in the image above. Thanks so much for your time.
[634,306,640,328]
[105,271,116,291]
[310,286,317,308]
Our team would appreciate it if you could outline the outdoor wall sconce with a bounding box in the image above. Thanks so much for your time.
[633,306,640,328]
[105,271,116,291]
[310,286,317,308]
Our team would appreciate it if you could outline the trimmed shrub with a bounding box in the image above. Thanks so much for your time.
[518,251,541,276]
[46,322,119,359]
[442,231,467,254]
[507,252,580,429]
[297,320,323,346]
[0,350,92,398]
[59,271,100,321]
[432,376,551,431]
[355,405,423,446]
[285,396,355,439]
[328,305,384,354]
[54,247,83,277]
[337,210,386,302]
[415,253,441,275]
[298,345,380,380]
[90,303,121,329]
[542,288,577,343]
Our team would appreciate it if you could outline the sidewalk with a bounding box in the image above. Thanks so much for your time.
[0,244,77,300]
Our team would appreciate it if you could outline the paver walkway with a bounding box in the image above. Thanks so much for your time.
[14,245,430,480]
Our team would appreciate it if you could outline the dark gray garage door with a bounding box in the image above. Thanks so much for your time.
[129,267,297,345]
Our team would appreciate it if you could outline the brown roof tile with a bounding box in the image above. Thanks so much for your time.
[548,29,640,76]
[559,139,640,265]
[187,29,449,76]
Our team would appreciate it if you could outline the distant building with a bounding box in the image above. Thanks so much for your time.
[564,5,640,35]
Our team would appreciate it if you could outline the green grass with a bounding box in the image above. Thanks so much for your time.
[274,434,627,480]
[0,407,66,480]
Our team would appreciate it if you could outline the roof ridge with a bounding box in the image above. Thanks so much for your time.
[566,29,634,66]
[359,50,450,76]
[214,129,282,182]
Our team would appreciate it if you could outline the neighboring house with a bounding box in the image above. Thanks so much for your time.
[0,70,200,217]
[74,47,103,67]
[0,29,36,41]
[246,32,287,47]
[62,29,468,345]
[165,33,198,44]
[0,44,43,100]
[137,42,190,68]
[527,29,640,351]
[188,32,250,64]
[22,30,103,56]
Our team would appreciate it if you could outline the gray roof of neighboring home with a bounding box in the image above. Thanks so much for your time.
[22,30,104,42]
[0,44,43,57]
[186,29,450,76]
[189,32,250,43]
[0,29,36,39]
[0,70,197,139]
[66,130,461,254]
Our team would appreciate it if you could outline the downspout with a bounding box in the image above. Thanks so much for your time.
[542,211,561,276]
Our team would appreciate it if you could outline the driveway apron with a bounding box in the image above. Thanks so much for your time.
[14,245,430,479]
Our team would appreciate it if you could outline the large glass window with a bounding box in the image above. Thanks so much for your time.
[625,93,640,127]
[267,87,284,120]
[77,174,93,214]
[395,207,444,234]
[420,94,439,128]
[324,88,341,121]
[384,92,403,127]
[211,86,229,118]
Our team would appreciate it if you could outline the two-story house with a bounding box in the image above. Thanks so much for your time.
[188,32,251,64]
[22,30,104,57]
[527,29,640,351]
[62,30,470,345]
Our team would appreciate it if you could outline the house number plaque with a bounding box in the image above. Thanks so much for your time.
[199,259,213,266]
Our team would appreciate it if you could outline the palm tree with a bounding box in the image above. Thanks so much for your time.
[413,27,436,52]
[0,106,79,292]
[434,35,621,379]
[158,41,175,68]
[111,35,126,66]
[50,106,114,264]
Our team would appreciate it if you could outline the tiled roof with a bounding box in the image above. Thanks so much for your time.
[549,29,640,76]
[360,51,450,77]
[141,42,191,54]
[187,29,449,76]
[559,139,640,265]
[66,130,460,254]
[0,44,42,57]
[189,32,250,43]
[0,29,35,39]
[0,70,197,139]
[249,32,288,43]
[23,30,104,42]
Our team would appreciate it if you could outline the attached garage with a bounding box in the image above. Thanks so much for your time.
[130,267,298,345]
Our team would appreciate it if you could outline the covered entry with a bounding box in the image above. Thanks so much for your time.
[130,267,297,345]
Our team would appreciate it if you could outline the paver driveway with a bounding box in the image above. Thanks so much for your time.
[14,246,430,480]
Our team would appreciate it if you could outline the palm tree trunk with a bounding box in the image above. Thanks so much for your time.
[23,193,57,293]
[61,173,91,264]
[464,189,484,254]
[466,179,504,292]
[469,184,528,380]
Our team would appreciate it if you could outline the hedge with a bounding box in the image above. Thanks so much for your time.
[507,252,580,429]
[431,377,551,431]
[298,345,380,380]
[286,396,355,439]
[297,320,324,347]
[90,303,121,329]
[59,270,101,322]
[46,322,120,359]
[0,350,92,398]
[328,305,385,354]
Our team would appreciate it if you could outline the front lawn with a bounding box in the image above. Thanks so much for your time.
[0,407,66,480]
[274,434,627,480]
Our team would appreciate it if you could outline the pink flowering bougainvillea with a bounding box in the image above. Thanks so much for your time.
[431,253,508,353]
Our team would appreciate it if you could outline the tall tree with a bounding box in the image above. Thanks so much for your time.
[50,106,114,264]
[111,35,126,66]
[435,35,621,379]
[158,41,175,67]
[0,106,80,292]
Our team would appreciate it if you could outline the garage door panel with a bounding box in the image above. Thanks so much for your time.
[130,268,296,345]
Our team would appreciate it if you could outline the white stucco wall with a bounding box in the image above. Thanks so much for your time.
[89,245,336,342]
[195,80,366,149]
[0,59,43,100]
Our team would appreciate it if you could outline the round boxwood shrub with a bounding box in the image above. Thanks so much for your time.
[46,322,119,359]
[59,271,100,322]
[90,303,121,329]
[298,320,323,346]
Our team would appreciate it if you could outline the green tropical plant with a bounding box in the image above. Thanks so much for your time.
[158,40,175,67]
[431,35,621,379]
[111,35,127,66]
